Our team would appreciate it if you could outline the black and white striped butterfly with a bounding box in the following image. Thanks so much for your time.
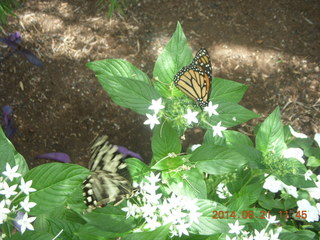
[82,136,140,211]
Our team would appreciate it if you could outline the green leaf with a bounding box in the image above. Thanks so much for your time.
[190,145,247,175]
[162,167,207,199]
[228,182,263,210]
[211,78,248,103]
[256,107,286,156]
[122,224,171,240]
[307,155,320,167]
[86,59,150,84]
[275,159,315,188]
[153,22,193,98]
[48,218,81,240]
[224,130,253,147]
[95,75,160,115]
[280,230,315,240]
[0,127,28,175]
[82,204,136,233]
[152,122,181,162]
[126,158,149,183]
[152,156,184,171]
[19,163,88,215]
[11,231,55,240]
[203,102,259,128]
[189,199,230,235]
[77,224,126,240]
[258,192,285,210]
[203,129,226,146]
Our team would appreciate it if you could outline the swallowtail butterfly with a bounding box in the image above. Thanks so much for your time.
[82,136,137,211]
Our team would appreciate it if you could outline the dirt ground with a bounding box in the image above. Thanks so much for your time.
[0,0,319,168]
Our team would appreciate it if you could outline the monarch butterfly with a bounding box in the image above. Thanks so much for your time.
[174,48,212,108]
[82,136,138,212]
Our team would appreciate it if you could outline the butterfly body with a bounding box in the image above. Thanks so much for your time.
[174,48,212,108]
[82,136,135,211]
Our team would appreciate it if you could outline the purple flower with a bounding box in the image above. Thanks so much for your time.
[8,32,21,44]
[117,145,143,161]
[13,211,24,232]
[2,105,15,139]
[0,32,43,67]
[36,152,71,163]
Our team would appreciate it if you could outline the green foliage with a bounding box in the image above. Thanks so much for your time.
[1,22,319,240]
[0,0,20,24]
[95,0,128,17]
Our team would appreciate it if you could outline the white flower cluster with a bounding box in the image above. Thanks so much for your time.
[227,219,282,240]
[144,98,164,129]
[263,175,299,198]
[216,183,232,199]
[0,163,36,235]
[122,172,202,237]
[263,175,320,222]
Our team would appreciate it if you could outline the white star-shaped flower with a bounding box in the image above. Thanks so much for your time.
[2,163,21,181]
[19,178,36,195]
[121,201,138,219]
[0,200,10,224]
[20,196,36,212]
[15,212,36,233]
[304,170,313,181]
[144,114,160,129]
[212,121,227,137]
[148,98,165,114]
[204,102,219,116]
[176,221,190,237]
[0,182,17,199]
[228,220,245,235]
[266,215,279,224]
[183,109,199,125]
[145,172,161,184]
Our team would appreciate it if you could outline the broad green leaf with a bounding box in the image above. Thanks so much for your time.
[275,158,315,188]
[211,78,248,103]
[122,224,170,240]
[307,155,320,167]
[153,22,193,98]
[152,121,181,162]
[280,230,315,240]
[202,102,259,128]
[162,167,207,199]
[77,224,126,240]
[11,231,55,240]
[190,145,247,175]
[48,218,81,240]
[258,192,285,210]
[20,163,88,215]
[189,199,230,235]
[86,59,150,84]
[126,158,149,183]
[256,107,286,156]
[82,204,136,233]
[0,127,28,175]
[152,156,184,171]
[94,74,160,115]
[228,182,263,210]
[203,129,226,146]
[224,130,253,147]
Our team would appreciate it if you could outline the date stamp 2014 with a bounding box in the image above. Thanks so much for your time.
[212,210,308,220]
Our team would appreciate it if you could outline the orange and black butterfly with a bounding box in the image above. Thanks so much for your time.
[173,48,212,108]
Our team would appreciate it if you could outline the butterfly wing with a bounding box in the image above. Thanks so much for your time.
[83,136,134,210]
[174,48,212,108]
[83,171,134,209]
